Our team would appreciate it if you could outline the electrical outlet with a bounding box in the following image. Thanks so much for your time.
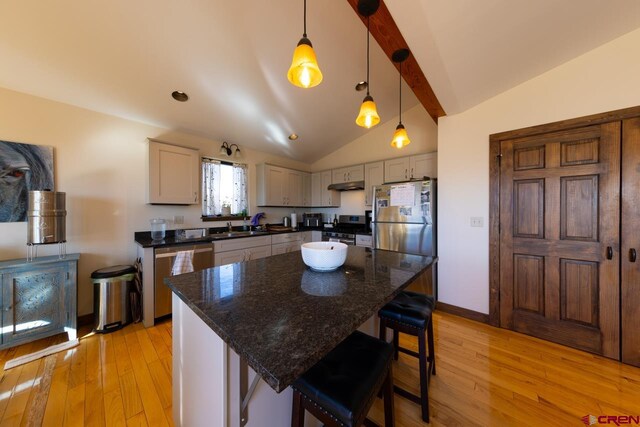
[174,215,184,225]
[470,217,484,227]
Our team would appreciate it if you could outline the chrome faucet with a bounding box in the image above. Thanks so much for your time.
[227,221,233,232]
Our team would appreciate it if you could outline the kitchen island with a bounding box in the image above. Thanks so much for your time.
[166,246,435,427]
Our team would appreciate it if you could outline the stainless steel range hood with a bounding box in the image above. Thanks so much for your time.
[327,181,365,191]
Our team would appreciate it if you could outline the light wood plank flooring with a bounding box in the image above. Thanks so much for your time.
[0,312,638,426]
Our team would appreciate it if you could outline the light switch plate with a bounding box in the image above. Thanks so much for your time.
[470,217,484,227]
[174,215,184,225]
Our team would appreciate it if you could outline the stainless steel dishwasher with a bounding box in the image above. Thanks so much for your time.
[154,243,214,319]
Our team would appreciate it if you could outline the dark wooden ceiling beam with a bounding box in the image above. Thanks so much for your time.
[346,0,446,123]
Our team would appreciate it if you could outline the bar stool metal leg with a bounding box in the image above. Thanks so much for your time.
[418,330,430,422]
[428,316,436,376]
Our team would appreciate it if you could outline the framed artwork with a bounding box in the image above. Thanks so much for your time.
[0,140,54,222]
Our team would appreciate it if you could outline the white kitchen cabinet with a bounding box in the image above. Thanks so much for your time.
[384,152,437,183]
[331,164,364,184]
[364,161,384,206]
[272,231,310,255]
[272,241,301,255]
[410,152,437,179]
[384,157,411,183]
[214,235,272,267]
[256,164,306,206]
[311,171,340,207]
[214,249,247,267]
[302,173,312,207]
[355,234,372,248]
[148,139,200,204]
[288,169,303,206]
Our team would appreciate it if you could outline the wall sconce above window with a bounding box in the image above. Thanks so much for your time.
[220,142,241,158]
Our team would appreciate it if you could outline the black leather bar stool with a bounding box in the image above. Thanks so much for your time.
[291,330,395,427]
[378,291,436,422]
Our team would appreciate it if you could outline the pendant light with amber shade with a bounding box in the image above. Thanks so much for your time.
[391,48,411,149]
[287,0,323,88]
[355,0,380,128]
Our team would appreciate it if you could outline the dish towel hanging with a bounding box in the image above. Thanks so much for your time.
[171,250,194,276]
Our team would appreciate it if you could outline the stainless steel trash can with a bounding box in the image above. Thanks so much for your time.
[91,265,135,333]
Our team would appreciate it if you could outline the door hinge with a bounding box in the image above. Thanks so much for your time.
[66,271,70,280]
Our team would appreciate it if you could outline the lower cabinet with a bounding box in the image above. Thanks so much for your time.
[272,242,301,255]
[355,234,373,248]
[271,232,311,256]
[0,254,79,349]
[214,236,273,267]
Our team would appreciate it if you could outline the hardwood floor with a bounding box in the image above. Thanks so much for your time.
[0,312,638,426]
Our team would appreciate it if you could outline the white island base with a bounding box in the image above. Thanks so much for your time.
[172,295,380,427]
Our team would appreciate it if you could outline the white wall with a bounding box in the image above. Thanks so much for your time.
[438,28,640,314]
[0,87,309,315]
[309,103,438,172]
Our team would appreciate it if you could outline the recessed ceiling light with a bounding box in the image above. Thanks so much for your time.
[288,133,299,140]
[172,91,189,102]
[355,81,368,91]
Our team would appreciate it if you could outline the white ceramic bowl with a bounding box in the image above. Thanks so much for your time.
[300,242,348,272]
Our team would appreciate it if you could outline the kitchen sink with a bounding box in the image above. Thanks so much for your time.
[209,230,269,239]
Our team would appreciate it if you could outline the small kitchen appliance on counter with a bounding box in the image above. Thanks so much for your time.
[303,212,322,227]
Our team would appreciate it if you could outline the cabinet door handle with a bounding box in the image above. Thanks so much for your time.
[410,168,414,178]
[630,248,637,263]
[194,192,197,202]
[606,246,613,260]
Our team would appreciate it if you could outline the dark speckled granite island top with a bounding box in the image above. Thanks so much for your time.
[165,246,435,393]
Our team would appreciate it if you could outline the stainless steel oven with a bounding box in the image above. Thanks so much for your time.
[322,231,356,245]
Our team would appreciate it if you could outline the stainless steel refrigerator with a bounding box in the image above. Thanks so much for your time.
[372,180,437,295]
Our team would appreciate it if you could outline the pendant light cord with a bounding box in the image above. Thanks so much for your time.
[366,16,370,96]
[398,61,402,124]
[303,0,307,37]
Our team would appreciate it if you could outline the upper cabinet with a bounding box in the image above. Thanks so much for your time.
[148,139,200,205]
[332,165,365,184]
[256,164,311,207]
[384,157,410,183]
[384,152,437,183]
[311,171,341,207]
[411,152,437,180]
[302,173,312,207]
[364,161,384,206]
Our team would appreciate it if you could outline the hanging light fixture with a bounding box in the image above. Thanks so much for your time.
[391,48,411,149]
[355,0,380,129]
[287,0,323,88]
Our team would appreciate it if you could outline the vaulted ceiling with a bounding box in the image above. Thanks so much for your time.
[0,1,638,162]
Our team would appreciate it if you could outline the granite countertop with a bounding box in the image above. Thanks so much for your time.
[165,246,435,392]
[134,226,324,248]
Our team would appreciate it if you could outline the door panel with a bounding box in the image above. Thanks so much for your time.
[622,117,640,367]
[500,123,620,358]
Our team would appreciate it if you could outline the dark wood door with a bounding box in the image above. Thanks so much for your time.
[499,123,621,358]
[622,117,640,367]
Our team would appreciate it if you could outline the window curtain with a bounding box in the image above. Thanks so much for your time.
[202,159,221,216]
[232,164,248,214]
[202,158,248,216]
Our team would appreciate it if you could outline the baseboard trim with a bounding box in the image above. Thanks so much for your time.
[78,313,93,327]
[436,301,490,324]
